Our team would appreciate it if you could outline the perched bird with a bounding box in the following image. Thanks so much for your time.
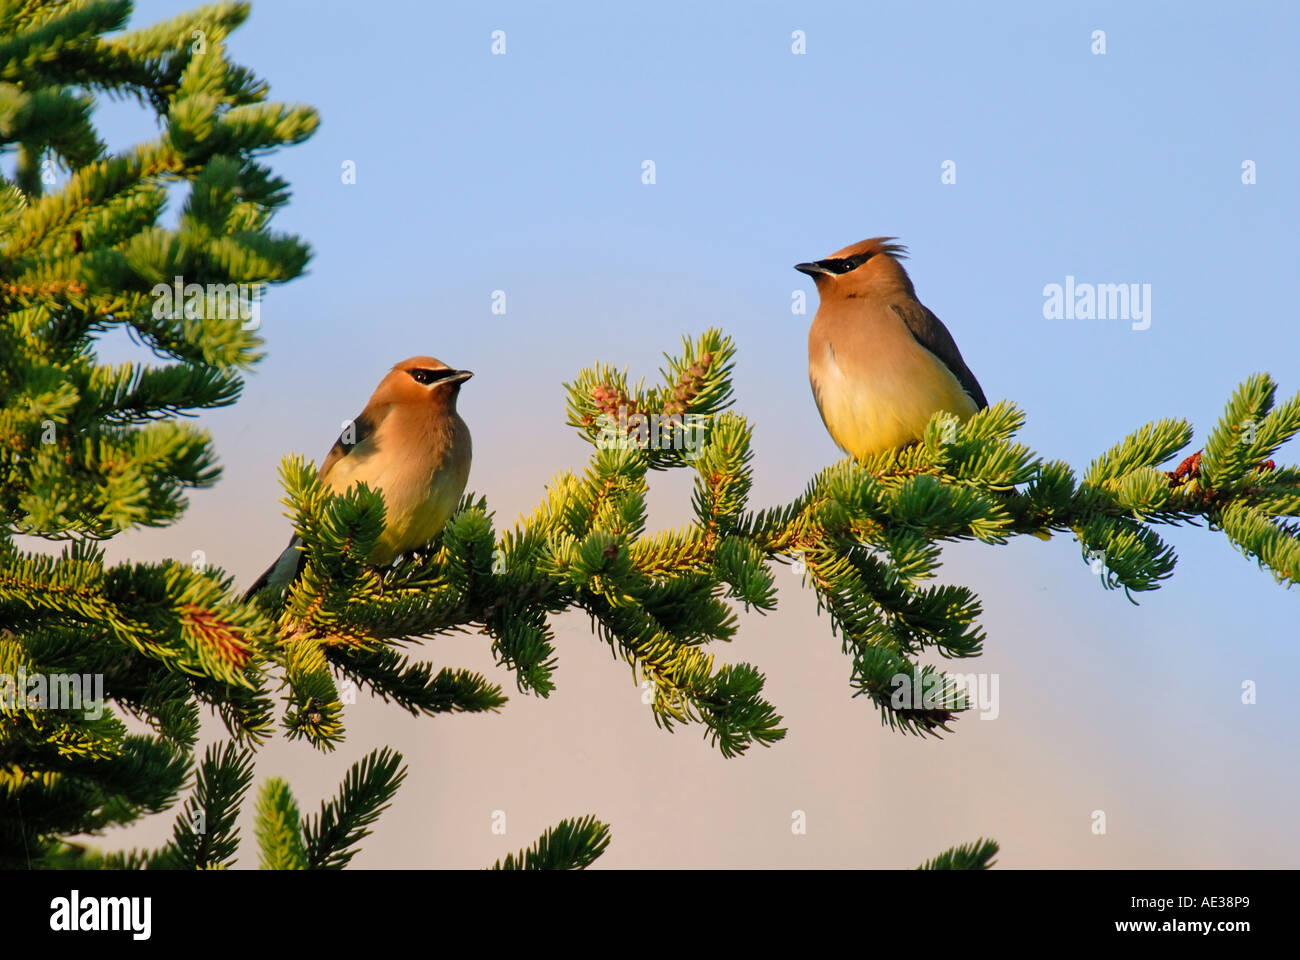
[796,237,987,461]
[245,356,473,599]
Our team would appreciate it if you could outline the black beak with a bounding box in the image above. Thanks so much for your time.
[448,370,473,384]
[795,261,833,277]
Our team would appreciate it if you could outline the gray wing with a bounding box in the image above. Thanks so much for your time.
[317,407,377,479]
[891,301,988,410]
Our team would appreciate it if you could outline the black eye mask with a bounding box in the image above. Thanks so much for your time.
[821,253,873,274]
[409,368,458,385]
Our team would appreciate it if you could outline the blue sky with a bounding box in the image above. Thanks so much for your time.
[85,0,1300,867]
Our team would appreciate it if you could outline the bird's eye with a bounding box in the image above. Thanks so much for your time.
[410,369,435,385]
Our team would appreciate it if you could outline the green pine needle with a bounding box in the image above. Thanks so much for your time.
[490,816,612,870]
[919,837,1000,870]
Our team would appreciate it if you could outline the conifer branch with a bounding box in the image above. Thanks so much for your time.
[152,739,253,869]
[254,776,306,870]
[919,837,1000,870]
[490,815,612,870]
[302,747,406,870]
[257,328,1300,750]
[1,0,314,867]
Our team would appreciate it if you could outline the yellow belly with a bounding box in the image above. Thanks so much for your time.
[811,337,978,461]
[323,446,469,566]
[369,480,463,565]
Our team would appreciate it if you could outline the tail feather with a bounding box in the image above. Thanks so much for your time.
[243,536,307,602]
[242,564,274,602]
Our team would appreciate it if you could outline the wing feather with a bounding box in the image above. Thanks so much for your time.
[890,302,988,410]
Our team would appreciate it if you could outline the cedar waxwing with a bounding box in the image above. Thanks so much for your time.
[797,238,987,461]
[245,356,473,599]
